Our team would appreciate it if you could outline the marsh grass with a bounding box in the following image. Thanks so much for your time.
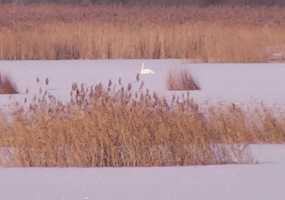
[0,78,285,167]
[167,69,200,91]
[0,5,285,61]
[0,73,18,94]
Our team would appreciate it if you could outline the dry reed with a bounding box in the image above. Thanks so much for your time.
[0,5,285,61]
[0,73,18,94]
[0,78,257,167]
[0,78,285,167]
[167,69,200,90]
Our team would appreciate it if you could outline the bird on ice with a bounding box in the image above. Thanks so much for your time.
[140,63,155,75]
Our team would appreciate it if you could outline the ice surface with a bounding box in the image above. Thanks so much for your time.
[0,60,285,107]
[248,144,285,164]
[0,164,284,200]
[0,60,285,199]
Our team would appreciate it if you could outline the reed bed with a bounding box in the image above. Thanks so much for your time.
[0,73,18,94]
[167,69,200,90]
[0,5,285,61]
[0,78,284,167]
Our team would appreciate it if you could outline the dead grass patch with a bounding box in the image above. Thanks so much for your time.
[0,79,258,167]
[0,78,284,167]
[0,73,18,94]
[0,5,285,61]
[167,69,200,91]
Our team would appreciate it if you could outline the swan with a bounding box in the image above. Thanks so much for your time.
[140,63,155,75]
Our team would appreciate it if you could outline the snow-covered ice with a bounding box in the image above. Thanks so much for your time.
[1,144,285,200]
[1,60,285,200]
[0,60,285,106]
[0,164,284,200]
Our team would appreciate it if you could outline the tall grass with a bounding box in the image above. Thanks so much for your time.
[1,0,285,6]
[0,73,18,94]
[0,5,285,61]
[0,78,285,167]
[167,69,200,90]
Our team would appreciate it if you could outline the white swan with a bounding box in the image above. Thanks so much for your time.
[140,63,155,75]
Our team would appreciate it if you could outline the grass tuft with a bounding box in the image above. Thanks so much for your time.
[0,73,18,94]
[167,69,200,91]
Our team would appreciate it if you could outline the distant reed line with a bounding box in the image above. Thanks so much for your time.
[0,5,284,61]
[0,0,285,6]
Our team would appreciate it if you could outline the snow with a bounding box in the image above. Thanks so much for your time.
[186,63,285,104]
[0,164,284,200]
[0,60,285,106]
[249,144,285,164]
[1,144,285,199]
[1,60,285,199]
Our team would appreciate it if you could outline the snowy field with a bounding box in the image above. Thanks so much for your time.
[1,60,285,199]
[0,164,285,200]
[0,60,285,105]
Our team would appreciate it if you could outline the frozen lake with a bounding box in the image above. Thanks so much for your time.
[0,164,284,200]
[1,60,285,200]
[0,60,285,107]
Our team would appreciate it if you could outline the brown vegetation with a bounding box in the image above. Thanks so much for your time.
[0,73,18,94]
[0,5,285,61]
[0,78,284,167]
[1,0,285,6]
[167,69,200,90]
